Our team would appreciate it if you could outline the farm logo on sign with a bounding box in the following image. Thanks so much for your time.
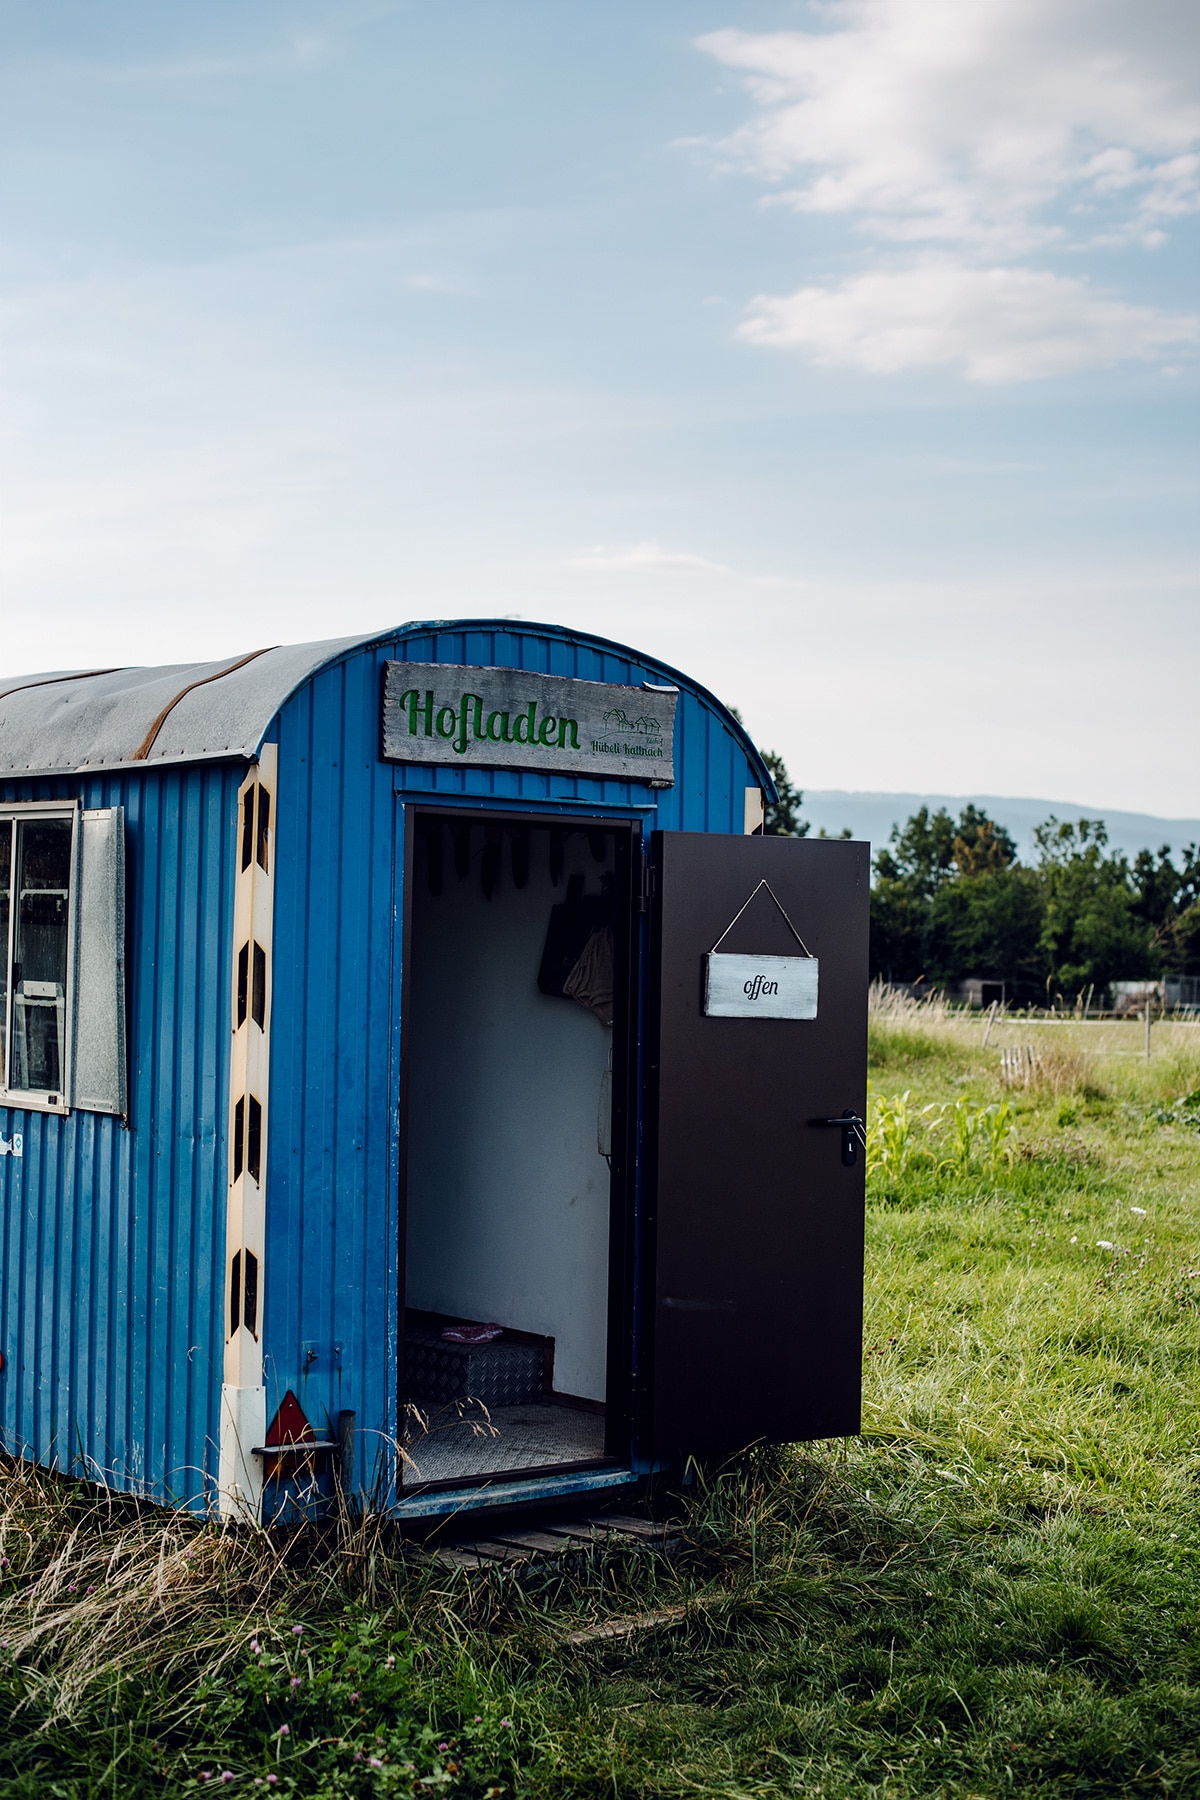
[591,706,667,765]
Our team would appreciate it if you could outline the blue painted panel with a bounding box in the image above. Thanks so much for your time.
[265,652,403,1507]
[1,620,763,1516]
[0,763,239,1507]
[262,621,762,1509]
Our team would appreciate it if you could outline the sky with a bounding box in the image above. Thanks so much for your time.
[1,0,1197,817]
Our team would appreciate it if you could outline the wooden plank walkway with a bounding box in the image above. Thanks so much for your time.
[425,1510,677,1571]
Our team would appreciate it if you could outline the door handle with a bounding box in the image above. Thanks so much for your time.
[809,1109,866,1167]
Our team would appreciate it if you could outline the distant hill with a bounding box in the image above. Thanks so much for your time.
[801,792,1200,865]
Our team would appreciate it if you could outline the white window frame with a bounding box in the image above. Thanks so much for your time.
[0,800,79,1115]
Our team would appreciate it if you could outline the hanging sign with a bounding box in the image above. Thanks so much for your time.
[703,880,819,1020]
[704,953,819,1019]
[382,662,677,784]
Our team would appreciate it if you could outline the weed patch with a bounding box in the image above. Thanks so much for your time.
[1,1026,1198,1797]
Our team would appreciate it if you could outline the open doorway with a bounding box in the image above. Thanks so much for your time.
[400,812,631,1488]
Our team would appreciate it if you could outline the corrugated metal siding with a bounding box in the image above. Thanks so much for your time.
[0,763,238,1506]
[265,648,403,1502]
[263,624,758,1502]
[2,621,760,1512]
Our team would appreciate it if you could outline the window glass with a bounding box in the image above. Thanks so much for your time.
[0,821,10,1081]
[11,818,72,1093]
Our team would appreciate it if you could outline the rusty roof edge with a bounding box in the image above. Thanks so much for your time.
[130,646,276,761]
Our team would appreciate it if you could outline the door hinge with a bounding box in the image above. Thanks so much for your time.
[636,858,655,912]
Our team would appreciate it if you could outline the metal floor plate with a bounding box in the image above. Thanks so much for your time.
[402,1401,605,1484]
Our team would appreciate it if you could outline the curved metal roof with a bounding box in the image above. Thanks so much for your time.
[0,635,373,778]
[0,621,775,797]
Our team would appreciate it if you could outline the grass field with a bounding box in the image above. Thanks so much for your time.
[2,1014,1198,1797]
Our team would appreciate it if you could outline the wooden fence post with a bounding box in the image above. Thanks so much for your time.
[982,1000,999,1047]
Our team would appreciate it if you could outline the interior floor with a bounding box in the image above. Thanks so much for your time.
[402,1401,605,1484]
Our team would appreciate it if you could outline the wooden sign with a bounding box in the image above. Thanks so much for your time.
[704,952,819,1020]
[382,662,676,784]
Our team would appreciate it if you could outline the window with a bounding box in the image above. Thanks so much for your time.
[1,810,72,1103]
[0,803,127,1116]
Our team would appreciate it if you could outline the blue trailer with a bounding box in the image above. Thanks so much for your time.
[0,621,868,1522]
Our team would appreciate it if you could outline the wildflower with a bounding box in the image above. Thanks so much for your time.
[354,1750,363,1762]
[368,1757,383,1769]
[220,1776,234,1785]
[277,1724,290,1737]
[1097,1240,1114,1250]
[86,1585,96,1594]
[266,1779,279,1788]
[291,1625,304,1637]
[385,1653,396,1670]
[290,1676,302,1688]
[67,1583,77,1592]
[500,1718,512,1729]
[197,1776,211,1785]
[1,1558,9,1568]
[1130,1206,1147,1215]
[439,1741,449,1751]
[474,1715,482,1723]
[249,1638,260,1653]
[349,1690,359,1703]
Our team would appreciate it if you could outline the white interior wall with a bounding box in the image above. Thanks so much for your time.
[404,826,614,1401]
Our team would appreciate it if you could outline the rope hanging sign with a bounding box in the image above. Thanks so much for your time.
[704,879,819,1020]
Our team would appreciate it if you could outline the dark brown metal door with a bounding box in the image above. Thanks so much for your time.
[646,832,869,1458]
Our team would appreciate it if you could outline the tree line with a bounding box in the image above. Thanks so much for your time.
[755,746,1199,1002]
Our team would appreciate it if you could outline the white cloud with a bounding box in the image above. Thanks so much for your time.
[741,261,1200,381]
[700,3,1200,252]
[568,542,731,575]
[699,1,1200,379]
